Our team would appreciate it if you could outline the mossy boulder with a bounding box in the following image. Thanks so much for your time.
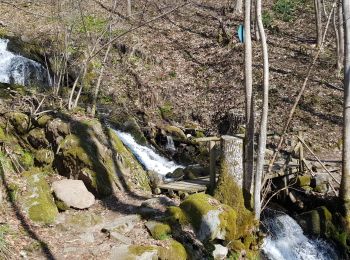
[168,193,237,241]
[121,117,147,145]
[298,206,333,236]
[27,128,49,148]
[34,149,54,166]
[158,240,187,260]
[109,129,151,192]
[6,112,29,134]
[19,151,34,169]
[145,221,172,240]
[46,118,70,142]
[21,169,58,224]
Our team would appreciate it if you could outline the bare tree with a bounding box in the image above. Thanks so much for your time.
[338,0,345,74]
[315,0,323,47]
[127,0,132,16]
[340,0,350,229]
[244,0,255,200]
[254,0,269,220]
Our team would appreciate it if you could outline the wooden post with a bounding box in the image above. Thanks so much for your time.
[209,140,216,193]
[298,131,304,173]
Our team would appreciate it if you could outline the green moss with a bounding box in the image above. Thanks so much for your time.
[22,170,58,224]
[164,125,186,140]
[128,245,157,256]
[55,200,70,211]
[35,149,54,165]
[297,175,311,187]
[219,206,237,241]
[195,131,205,138]
[150,223,172,240]
[20,151,34,169]
[27,128,48,148]
[0,127,6,141]
[109,130,150,192]
[180,193,217,231]
[158,240,187,260]
[6,112,29,134]
[36,115,52,127]
[159,102,174,121]
[7,182,19,202]
[167,206,188,225]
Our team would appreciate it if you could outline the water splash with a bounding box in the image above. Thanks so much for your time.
[262,211,338,260]
[0,39,51,87]
[113,130,183,175]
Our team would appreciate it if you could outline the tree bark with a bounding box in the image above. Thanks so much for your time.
[338,0,345,74]
[244,0,254,206]
[315,0,323,47]
[340,0,350,229]
[254,0,269,220]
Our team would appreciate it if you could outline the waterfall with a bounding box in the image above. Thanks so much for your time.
[262,211,338,260]
[165,135,176,152]
[0,39,51,87]
[113,130,183,176]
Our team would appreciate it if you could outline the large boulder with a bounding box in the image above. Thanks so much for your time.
[52,179,95,209]
[22,169,58,224]
[6,112,29,134]
[27,128,49,148]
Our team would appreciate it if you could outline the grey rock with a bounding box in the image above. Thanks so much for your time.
[110,245,158,260]
[79,232,95,243]
[52,179,95,209]
[102,214,140,231]
[110,232,132,244]
[212,244,228,260]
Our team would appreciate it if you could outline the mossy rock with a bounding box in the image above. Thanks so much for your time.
[7,182,19,202]
[27,128,49,148]
[164,125,186,140]
[158,240,187,260]
[36,114,53,127]
[22,169,58,224]
[6,112,29,134]
[109,130,151,192]
[298,206,333,236]
[55,199,70,211]
[0,127,6,141]
[168,193,238,242]
[297,175,311,187]
[145,221,172,240]
[159,103,174,121]
[46,118,70,142]
[34,149,54,166]
[20,151,34,169]
[121,117,147,145]
[66,212,102,228]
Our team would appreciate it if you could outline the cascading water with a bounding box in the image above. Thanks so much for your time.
[0,39,51,87]
[165,135,176,152]
[262,210,338,260]
[114,130,183,176]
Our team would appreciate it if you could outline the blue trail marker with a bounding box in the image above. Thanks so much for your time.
[237,25,244,43]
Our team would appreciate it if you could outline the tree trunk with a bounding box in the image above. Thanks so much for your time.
[340,0,350,229]
[315,0,323,47]
[254,0,269,220]
[338,0,345,74]
[244,0,254,207]
[127,0,132,16]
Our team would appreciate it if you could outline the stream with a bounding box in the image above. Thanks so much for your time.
[115,131,340,259]
[0,38,51,87]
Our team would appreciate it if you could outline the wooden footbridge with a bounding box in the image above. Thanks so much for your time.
[157,132,340,196]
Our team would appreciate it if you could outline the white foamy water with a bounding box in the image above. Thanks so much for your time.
[114,130,183,175]
[0,39,51,86]
[262,212,338,260]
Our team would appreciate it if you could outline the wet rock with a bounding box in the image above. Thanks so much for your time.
[164,125,186,140]
[298,206,332,236]
[184,165,209,180]
[52,179,95,209]
[165,168,185,180]
[212,244,228,260]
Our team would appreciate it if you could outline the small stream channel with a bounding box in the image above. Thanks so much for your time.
[115,130,339,259]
